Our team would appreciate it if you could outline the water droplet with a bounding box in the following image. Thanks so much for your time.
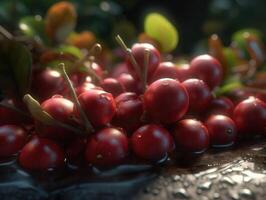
[172,188,189,199]
[220,176,236,186]
[198,181,212,190]
[239,188,253,198]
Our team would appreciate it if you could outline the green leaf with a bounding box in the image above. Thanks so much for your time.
[0,35,32,96]
[19,16,49,45]
[55,45,83,59]
[215,81,243,96]
[144,13,178,52]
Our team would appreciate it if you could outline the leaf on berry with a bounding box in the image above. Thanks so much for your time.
[144,13,178,53]
[0,35,32,97]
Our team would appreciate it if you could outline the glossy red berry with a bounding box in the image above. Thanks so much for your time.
[19,137,65,170]
[117,73,142,94]
[112,92,143,133]
[174,119,209,153]
[100,78,125,97]
[182,79,213,113]
[190,54,223,90]
[85,128,128,167]
[207,97,234,117]
[31,68,64,101]
[233,97,266,135]
[205,115,237,147]
[110,62,129,78]
[75,82,102,97]
[131,124,174,161]
[144,78,189,123]
[150,62,180,83]
[0,125,27,157]
[36,96,75,142]
[175,64,192,82]
[127,43,160,81]
[78,89,116,127]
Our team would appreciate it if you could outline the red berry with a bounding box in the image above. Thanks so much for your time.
[182,79,213,113]
[19,137,65,170]
[0,125,27,157]
[78,90,116,127]
[127,43,160,81]
[31,68,64,101]
[174,119,209,153]
[207,97,234,117]
[190,54,223,90]
[75,82,102,97]
[175,64,192,82]
[205,115,237,147]
[144,78,189,123]
[117,73,142,94]
[131,124,174,161]
[66,137,87,162]
[233,97,266,136]
[36,96,75,142]
[150,62,180,83]
[85,128,128,167]
[112,92,143,133]
[100,78,125,97]
[110,62,129,78]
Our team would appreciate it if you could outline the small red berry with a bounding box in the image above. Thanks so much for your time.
[131,124,175,161]
[150,62,180,83]
[117,73,142,94]
[100,78,125,97]
[78,90,116,127]
[0,125,27,157]
[205,115,237,147]
[207,97,234,117]
[19,137,65,170]
[174,119,209,153]
[85,128,128,167]
[175,64,192,82]
[144,78,189,123]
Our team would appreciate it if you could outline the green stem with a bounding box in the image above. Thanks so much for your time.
[143,48,150,92]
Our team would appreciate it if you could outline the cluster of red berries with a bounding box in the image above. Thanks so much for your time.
[1,42,266,171]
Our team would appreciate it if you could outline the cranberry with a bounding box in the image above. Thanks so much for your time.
[205,115,237,147]
[117,73,142,94]
[0,125,27,157]
[19,137,65,170]
[144,78,189,123]
[75,82,102,97]
[233,97,266,136]
[100,78,125,97]
[190,54,223,90]
[85,128,128,167]
[78,89,116,127]
[127,43,160,81]
[150,62,180,83]
[131,124,174,161]
[112,92,143,133]
[110,62,129,78]
[31,68,65,101]
[66,137,87,162]
[35,96,75,142]
[182,79,213,113]
[174,119,209,153]
[207,97,234,117]
[175,64,192,82]
[227,89,254,105]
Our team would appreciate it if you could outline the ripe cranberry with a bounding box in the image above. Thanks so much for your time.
[85,128,128,167]
[190,54,223,90]
[117,73,142,94]
[0,125,27,157]
[182,79,213,113]
[31,68,65,101]
[205,115,237,147]
[100,78,125,97]
[144,78,189,124]
[19,137,65,170]
[35,96,75,142]
[75,82,102,97]
[175,64,192,82]
[207,97,234,117]
[127,43,160,81]
[150,62,180,83]
[174,119,209,153]
[112,92,143,133]
[66,137,87,162]
[110,62,129,78]
[233,97,266,136]
[227,89,254,105]
[78,89,116,127]
[131,124,175,161]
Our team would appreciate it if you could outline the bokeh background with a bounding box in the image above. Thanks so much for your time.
[1,0,266,54]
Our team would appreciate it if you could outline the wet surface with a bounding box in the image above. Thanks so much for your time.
[1,139,266,200]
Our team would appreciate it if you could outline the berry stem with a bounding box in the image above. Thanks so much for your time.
[143,48,150,92]
[59,63,95,133]
[0,25,13,39]
[115,35,142,81]
[23,94,86,136]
